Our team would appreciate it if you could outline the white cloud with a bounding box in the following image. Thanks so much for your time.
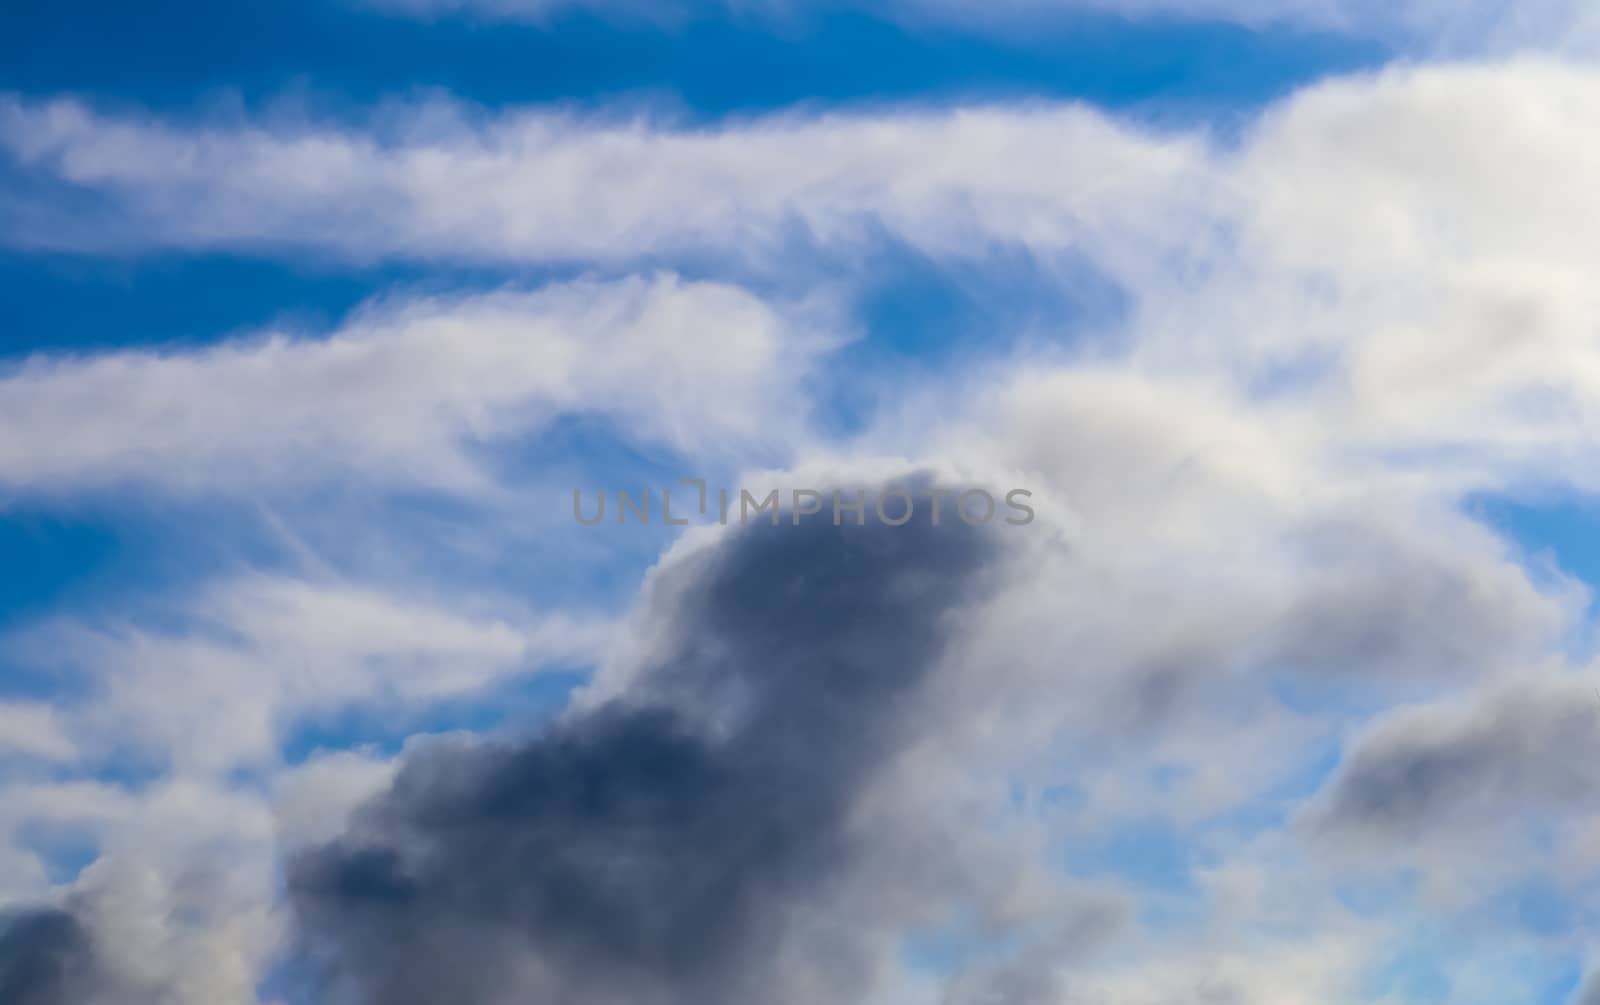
[0,703,76,763]
[0,273,831,495]
[68,854,274,1005]
[5,783,281,1005]
[272,747,399,850]
[0,93,1210,267]
[6,61,1600,495]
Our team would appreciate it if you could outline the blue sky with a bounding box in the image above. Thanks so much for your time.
[2,2,1600,1004]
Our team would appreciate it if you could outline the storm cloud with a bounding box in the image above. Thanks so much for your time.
[288,485,1013,1005]
[0,907,96,1005]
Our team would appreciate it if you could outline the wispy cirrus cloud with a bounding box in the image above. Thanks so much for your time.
[0,274,834,496]
[0,92,1210,266]
[7,574,615,774]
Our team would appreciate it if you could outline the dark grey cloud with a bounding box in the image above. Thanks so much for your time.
[290,485,1012,1005]
[0,907,94,1005]
[1310,685,1600,840]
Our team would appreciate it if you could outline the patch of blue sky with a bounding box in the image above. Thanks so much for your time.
[0,491,325,624]
[256,960,320,1005]
[1362,940,1455,1004]
[1064,815,1204,897]
[1473,953,1580,1005]
[0,503,121,633]
[809,235,1131,437]
[0,248,589,359]
[1465,490,1600,661]
[13,819,101,888]
[1266,663,1445,725]
[0,1,1383,122]
[1468,491,1600,604]
[1336,869,1419,919]
[901,907,1023,980]
[1499,877,1578,939]
[850,240,1129,362]
[1538,959,1587,1005]
[474,412,758,605]
[1366,937,1584,1005]
[1200,735,1342,839]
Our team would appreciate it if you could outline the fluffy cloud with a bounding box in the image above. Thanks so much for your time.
[0,786,281,1005]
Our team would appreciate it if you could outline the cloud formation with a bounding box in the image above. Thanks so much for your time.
[1313,680,1600,842]
[0,274,826,495]
[3,10,1600,1004]
[289,485,1014,1004]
